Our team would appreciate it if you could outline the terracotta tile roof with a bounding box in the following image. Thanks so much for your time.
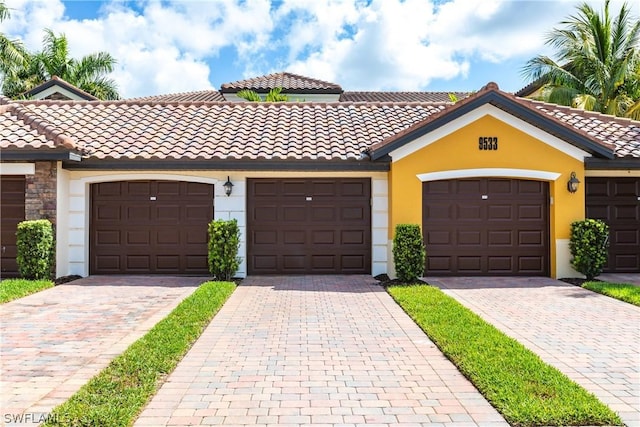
[524,100,640,158]
[0,101,80,151]
[129,90,225,103]
[221,72,343,94]
[4,100,442,161]
[369,82,639,159]
[340,91,470,103]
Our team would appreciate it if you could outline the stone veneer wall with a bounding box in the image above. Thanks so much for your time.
[25,161,57,224]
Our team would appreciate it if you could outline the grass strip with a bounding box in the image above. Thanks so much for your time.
[582,281,640,306]
[43,280,236,427]
[388,284,622,427]
[0,278,54,303]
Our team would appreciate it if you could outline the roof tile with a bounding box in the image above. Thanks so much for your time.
[221,72,343,94]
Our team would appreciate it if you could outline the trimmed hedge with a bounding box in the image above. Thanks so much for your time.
[392,224,426,282]
[16,219,54,280]
[207,219,241,280]
[569,219,609,280]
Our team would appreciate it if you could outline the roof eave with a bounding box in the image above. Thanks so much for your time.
[585,157,640,170]
[62,158,390,171]
[0,149,82,161]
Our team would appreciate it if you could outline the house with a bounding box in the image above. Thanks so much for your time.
[1,73,638,279]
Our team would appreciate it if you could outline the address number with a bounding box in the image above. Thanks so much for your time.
[479,137,498,150]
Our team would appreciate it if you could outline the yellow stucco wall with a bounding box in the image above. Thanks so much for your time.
[389,114,587,277]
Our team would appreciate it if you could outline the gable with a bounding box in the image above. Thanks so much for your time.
[387,104,592,163]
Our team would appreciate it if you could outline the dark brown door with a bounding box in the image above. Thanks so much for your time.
[90,180,213,274]
[247,178,371,274]
[1,176,26,278]
[423,178,549,276]
[586,177,639,272]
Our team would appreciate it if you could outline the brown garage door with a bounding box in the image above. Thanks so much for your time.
[247,178,371,274]
[586,177,639,272]
[90,180,213,274]
[423,178,549,276]
[1,176,26,278]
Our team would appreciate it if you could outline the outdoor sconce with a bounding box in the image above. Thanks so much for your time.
[567,172,580,193]
[223,176,234,196]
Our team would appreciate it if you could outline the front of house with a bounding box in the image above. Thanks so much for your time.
[1,73,638,279]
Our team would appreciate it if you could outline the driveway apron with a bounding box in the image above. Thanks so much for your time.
[135,275,507,426]
[0,276,203,425]
[426,276,640,426]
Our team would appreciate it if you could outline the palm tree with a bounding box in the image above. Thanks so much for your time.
[237,87,289,102]
[0,1,29,89]
[522,0,640,119]
[2,28,120,100]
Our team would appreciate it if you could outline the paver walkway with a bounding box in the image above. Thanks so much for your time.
[0,276,204,426]
[426,276,640,426]
[599,273,640,286]
[135,276,508,426]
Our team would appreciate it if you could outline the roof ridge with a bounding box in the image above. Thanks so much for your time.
[8,103,80,150]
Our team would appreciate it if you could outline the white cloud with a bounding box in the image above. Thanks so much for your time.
[2,0,637,96]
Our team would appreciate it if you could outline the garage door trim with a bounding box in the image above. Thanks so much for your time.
[417,168,561,182]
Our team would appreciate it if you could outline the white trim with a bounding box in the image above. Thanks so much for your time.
[77,173,219,185]
[29,85,88,101]
[0,163,35,175]
[389,104,591,162]
[417,168,562,182]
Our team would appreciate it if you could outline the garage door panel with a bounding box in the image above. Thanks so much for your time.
[127,230,151,245]
[488,205,512,220]
[127,181,151,195]
[312,206,336,221]
[613,205,639,220]
[586,177,639,272]
[284,230,306,244]
[284,206,306,221]
[458,256,482,272]
[423,178,549,276]
[488,230,512,245]
[313,230,335,244]
[342,181,367,196]
[519,205,544,220]
[248,178,371,275]
[426,230,451,245]
[341,230,364,245]
[459,230,482,245]
[488,256,512,271]
[519,230,543,245]
[519,256,544,272]
[457,204,482,220]
[282,181,307,195]
[91,180,213,274]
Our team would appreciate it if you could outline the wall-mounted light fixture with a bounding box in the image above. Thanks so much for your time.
[223,176,234,196]
[567,172,580,193]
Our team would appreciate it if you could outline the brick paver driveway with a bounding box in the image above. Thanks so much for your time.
[427,276,640,426]
[0,276,204,424]
[135,276,507,426]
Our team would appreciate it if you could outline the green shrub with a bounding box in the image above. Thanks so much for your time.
[16,219,54,280]
[392,224,426,282]
[569,219,609,280]
[207,219,241,280]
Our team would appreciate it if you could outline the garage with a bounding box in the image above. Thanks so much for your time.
[423,178,549,276]
[90,180,213,274]
[1,176,25,278]
[247,178,371,274]
[586,177,640,272]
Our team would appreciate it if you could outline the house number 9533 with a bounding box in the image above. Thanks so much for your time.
[478,137,498,150]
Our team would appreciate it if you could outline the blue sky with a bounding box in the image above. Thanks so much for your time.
[3,0,636,98]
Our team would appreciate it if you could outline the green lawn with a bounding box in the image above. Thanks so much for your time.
[0,278,54,303]
[388,284,622,427]
[43,280,236,427]
[583,281,640,306]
